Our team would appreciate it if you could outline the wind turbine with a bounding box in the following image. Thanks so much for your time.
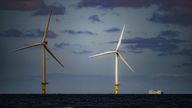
[89,24,134,95]
[15,11,64,96]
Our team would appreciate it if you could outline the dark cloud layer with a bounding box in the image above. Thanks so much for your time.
[54,42,69,49]
[110,30,191,56]
[88,15,104,23]
[149,10,192,26]
[158,30,179,38]
[78,0,192,11]
[78,0,192,26]
[104,28,120,32]
[63,30,96,35]
[72,50,92,54]
[78,0,153,8]
[177,62,192,68]
[0,29,57,38]
[150,0,192,26]
[123,37,183,54]
[0,0,44,10]
[0,0,65,15]
[32,5,65,16]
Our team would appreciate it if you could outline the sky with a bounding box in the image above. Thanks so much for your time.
[0,0,192,94]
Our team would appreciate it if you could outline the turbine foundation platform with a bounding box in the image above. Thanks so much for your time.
[41,82,48,96]
[115,84,120,95]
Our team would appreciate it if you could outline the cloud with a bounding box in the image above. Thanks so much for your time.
[63,30,97,35]
[78,0,192,11]
[177,62,192,68]
[0,0,65,15]
[149,11,192,26]
[0,0,44,10]
[88,15,104,23]
[157,0,192,13]
[0,29,57,38]
[158,30,179,38]
[32,5,65,16]
[0,29,23,38]
[78,0,153,8]
[54,42,69,49]
[109,30,191,56]
[149,0,192,26]
[78,0,192,26]
[173,48,192,56]
[104,28,120,32]
[123,37,182,53]
[72,50,92,54]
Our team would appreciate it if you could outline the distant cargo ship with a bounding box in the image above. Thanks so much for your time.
[148,90,164,94]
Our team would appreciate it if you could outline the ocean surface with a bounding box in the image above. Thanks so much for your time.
[0,94,192,108]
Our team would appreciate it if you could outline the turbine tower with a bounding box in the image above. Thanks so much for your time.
[15,11,64,96]
[89,24,134,95]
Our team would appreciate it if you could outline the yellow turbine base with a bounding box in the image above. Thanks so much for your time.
[115,84,119,95]
[42,82,47,96]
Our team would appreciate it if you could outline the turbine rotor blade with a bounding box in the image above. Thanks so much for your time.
[44,45,64,68]
[89,51,116,58]
[15,42,42,52]
[42,10,52,42]
[116,24,126,50]
[118,53,134,72]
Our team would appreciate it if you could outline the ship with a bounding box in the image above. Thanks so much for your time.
[148,90,164,94]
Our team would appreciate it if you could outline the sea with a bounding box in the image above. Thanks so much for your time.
[0,94,192,108]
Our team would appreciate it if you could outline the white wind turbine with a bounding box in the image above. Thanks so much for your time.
[15,11,64,96]
[89,24,134,95]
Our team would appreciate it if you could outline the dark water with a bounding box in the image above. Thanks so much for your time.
[0,94,192,108]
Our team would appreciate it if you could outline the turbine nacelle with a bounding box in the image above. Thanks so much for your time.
[42,41,48,45]
[115,50,119,54]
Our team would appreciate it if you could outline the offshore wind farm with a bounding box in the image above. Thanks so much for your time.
[0,0,192,107]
